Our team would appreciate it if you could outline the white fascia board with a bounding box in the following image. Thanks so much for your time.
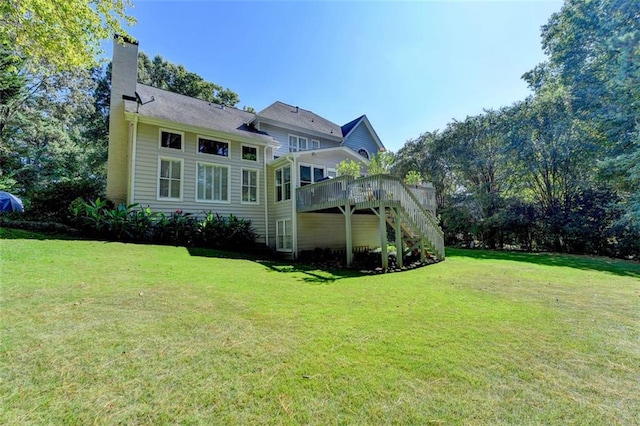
[289,146,371,165]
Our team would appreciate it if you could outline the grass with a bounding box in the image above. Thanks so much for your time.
[1,228,639,425]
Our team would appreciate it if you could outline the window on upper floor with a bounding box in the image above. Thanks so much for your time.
[241,169,259,204]
[358,148,369,159]
[289,135,308,152]
[196,162,229,202]
[242,145,258,161]
[311,139,320,149]
[198,137,229,157]
[158,157,182,200]
[275,165,291,202]
[160,130,183,150]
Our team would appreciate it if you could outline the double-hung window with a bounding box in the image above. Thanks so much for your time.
[158,157,183,200]
[196,162,229,202]
[276,219,292,251]
[242,169,258,204]
[275,165,291,202]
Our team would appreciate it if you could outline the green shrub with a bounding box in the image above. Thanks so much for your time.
[25,179,104,224]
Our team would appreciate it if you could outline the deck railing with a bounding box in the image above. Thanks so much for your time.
[296,174,445,259]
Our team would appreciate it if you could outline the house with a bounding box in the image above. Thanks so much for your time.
[106,36,444,267]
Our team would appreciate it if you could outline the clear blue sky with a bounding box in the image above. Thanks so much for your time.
[108,0,563,152]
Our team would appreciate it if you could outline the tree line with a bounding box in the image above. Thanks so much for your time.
[393,0,639,258]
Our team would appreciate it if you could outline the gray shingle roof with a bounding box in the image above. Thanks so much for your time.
[256,101,342,138]
[125,84,274,144]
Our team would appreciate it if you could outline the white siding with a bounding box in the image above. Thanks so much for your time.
[132,122,267,243]
[266,162,293,250]
[297,213,380,251]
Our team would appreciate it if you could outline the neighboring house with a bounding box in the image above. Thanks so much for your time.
[106,37,444,266]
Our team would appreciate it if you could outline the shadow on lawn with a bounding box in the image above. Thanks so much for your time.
[256,261,366,284]
[448,248,640,279]
[188,247,364,284]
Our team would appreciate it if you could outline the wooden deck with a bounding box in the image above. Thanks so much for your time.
[296,175,445,262]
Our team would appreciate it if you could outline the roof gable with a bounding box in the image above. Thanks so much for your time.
[254,101,342,140]
[341,115,385,151]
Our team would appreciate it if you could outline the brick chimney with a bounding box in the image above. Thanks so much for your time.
[106,35,138,205]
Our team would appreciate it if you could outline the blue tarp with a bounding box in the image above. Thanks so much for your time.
[0,191,24,213]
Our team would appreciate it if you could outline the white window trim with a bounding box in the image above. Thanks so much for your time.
[158,128,185,152]
[241,168,260,205]
[276,218,293,252]
[357,147,370,159]
[275,165,292,203]
[311,139,320,149]
[157,156,184,201]
[299,162,326,186]
[195,161,231,204]
[196,135,231,159]
[288,134,309,152]
[241,143,259,162]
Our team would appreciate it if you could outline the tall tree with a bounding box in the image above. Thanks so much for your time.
[137,52,241,107]
[536,0,640,224]
[1,0,135,72]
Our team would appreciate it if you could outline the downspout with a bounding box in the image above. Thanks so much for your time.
[287,155,297,258]
[128,115,139,205]
[263,145,269,248]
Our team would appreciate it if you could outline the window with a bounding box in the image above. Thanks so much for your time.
[160,130,183,150]
[327,168,337,178]
[276,219,292,251]
[196,162,229,202]
[158,157,182,199]
[275,165,291,202]
[242,169,258,204]
[358,148,369,159]
[242,145,258,161]
[299,164,325,186]
[288,135,308,152]
[311,139,320,149]
[199,137,228,157]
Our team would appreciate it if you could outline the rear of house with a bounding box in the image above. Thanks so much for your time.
[106,36,444,265]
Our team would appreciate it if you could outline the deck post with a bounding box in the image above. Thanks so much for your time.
[379,203,388,270]
[419,239,426,262]
[344,204,353,267]
[393,207,403,268]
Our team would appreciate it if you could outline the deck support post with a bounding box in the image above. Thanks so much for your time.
[419,239,426,262]
[379,203,388,270]
[393,208,403,269]
[341,204,354,267]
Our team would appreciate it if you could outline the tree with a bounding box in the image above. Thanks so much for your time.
[535,0,640,224]
[1,0,135,72]
[137,52,240,107]
[367,151,394,175]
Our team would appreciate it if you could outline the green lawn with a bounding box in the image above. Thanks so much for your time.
[1,228,639,425]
